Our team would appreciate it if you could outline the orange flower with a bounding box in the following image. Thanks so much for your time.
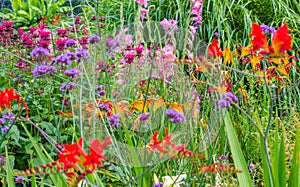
[207,39,223,58]
[56,110,74,118]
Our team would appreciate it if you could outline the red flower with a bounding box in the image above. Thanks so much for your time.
[250,23,292,56]
[0,88,29,118]
[271,23,292,56]
[58,138,87,170]
[207,39,223,58]
[250,23,269,53]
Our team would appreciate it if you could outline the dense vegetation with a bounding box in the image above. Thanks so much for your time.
[0,0,299,186]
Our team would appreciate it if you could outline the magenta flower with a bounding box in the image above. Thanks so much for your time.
[135,0,148,7]
[56,28,68,37]
[55,39,66,51]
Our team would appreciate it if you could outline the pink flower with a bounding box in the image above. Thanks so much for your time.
[140,7,149,20]
[135,0,148,7]
[160,19,178,32]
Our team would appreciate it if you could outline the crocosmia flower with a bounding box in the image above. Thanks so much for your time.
[271,23,292,56]
[207,39,223,58]
[250,23,269,53]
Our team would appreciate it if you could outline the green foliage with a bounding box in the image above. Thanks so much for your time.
[0,0,67,28]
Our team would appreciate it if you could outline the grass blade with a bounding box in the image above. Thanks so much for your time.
[224,110,253,187]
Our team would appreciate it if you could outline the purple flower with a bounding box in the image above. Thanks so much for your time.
[219,155,227,161]
[225,92,238,103]
[76,48,90,60]
[31,47,50,58]
[65,52,78,62]
[249,163,255,171]
[98,103,110,111]
[64,68,81,78]
[260,24,276,35]
[166,109,185,123]
[153,182,164,187]
[60,82,76,93]
[98,90,106,96]
[217,99,230,109]
[2,113,15,122]
[139,112,150,121]
[1,126,9,134]
[65,39,77,47]
[88,34,100,44]
[108,114,122,128]
[32,65,56,77]
[0,118,5,124]
[15,176,25,183]
[55,54,72,66]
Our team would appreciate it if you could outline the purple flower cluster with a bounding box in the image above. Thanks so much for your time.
[166,109,185,123]
[75,48,90,60]
[88,34,100,44]
[60,82,76,94]
[64,68,81,78]
[55,54,72,66]
[31,47,50,58]
[108,114,122,128]
[97,85,106,96]
[217,92,238,109]
[32,65,56,77]
[1,126,9,134]
[260,24,276,35]
[2,113,15,122]
[139,112,150,121]
[98,103,110,111]
[65,39,77,47]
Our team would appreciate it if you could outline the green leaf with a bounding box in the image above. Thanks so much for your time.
[224,110,253,187]
[5,147,16,187]
[278,127,286,187]
[288,122,300,187]
[17,10,30,19]
[31,6,43,16]
[20,122,68,186]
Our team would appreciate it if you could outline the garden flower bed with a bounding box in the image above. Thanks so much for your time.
[0,0,299,186]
